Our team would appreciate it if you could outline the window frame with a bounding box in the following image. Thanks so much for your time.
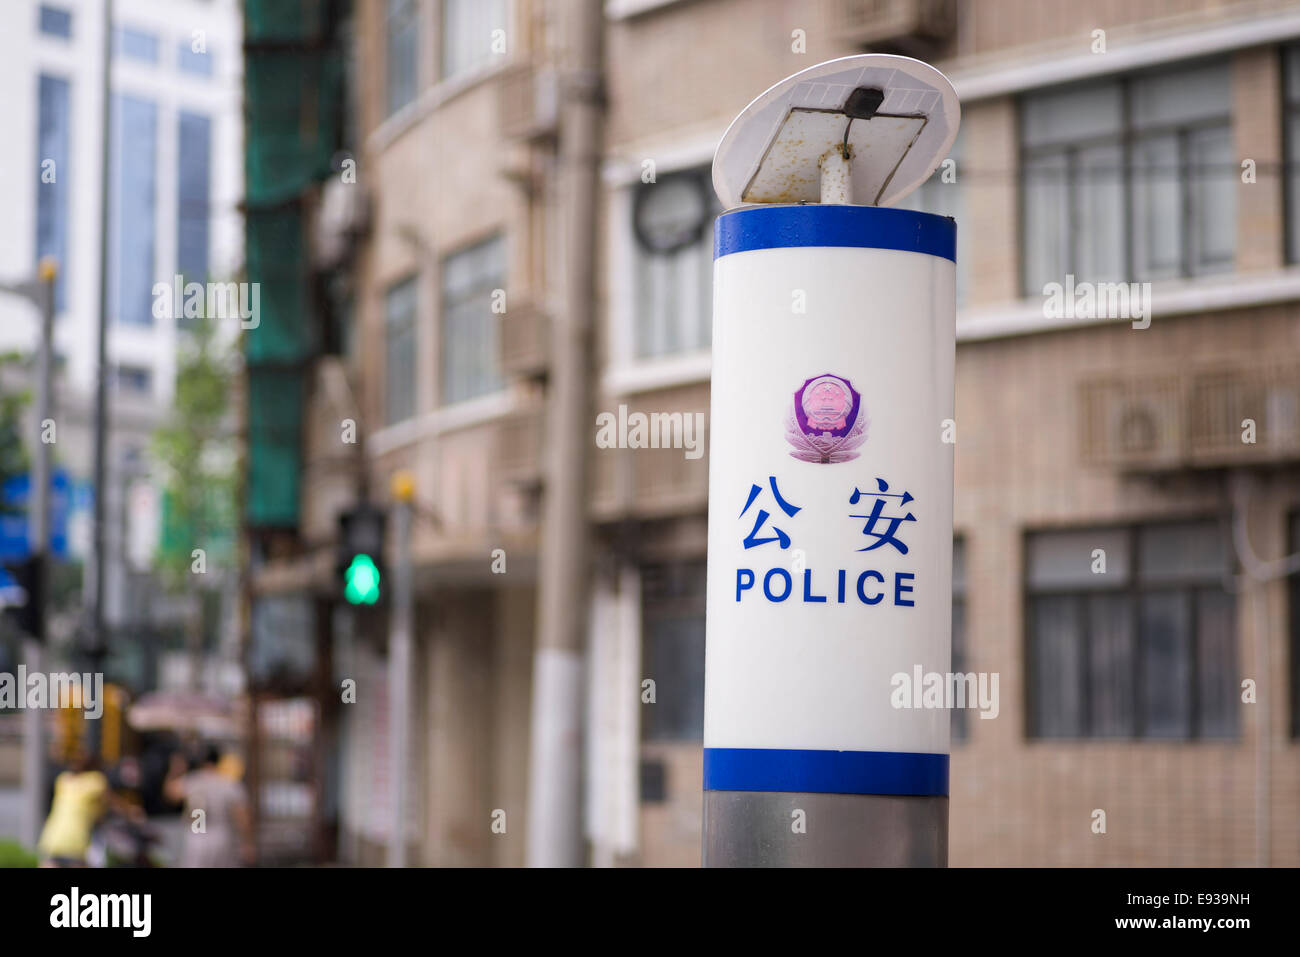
[35,72,71,314]
[639,559,708,744]
[384,0,420,118]
[113,363,153,395]
[1282,44,1300,265]
[383,273,420,426]
[176,110,213,297]
[604,146,721,395]
[114,25,160,64]
[627,166,718,363]
[38,4,72,40]
[110,92,159,327]
[1022,517,1238,741]
[439,233,507,407]
[1018,59,1235,294]
[439,0,511,83]
[177,40,215,78]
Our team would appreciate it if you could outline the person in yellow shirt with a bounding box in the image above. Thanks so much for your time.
[38,748,108,867]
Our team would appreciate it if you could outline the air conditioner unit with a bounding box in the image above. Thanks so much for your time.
[312,175,371,270]
[496,407,546,488]
[498,65,559,142]
[829,0,957,50]
[1078,375,1184,469]
[1188,365,1300,466]
[499,300,550,379]
[1080,364,1300,471]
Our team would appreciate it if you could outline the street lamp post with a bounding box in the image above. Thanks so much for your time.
[388,471,414,867]
[0,258,57,848]
[702,56,961,866]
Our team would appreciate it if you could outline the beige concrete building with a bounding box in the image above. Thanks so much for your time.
[257,0,1300,866]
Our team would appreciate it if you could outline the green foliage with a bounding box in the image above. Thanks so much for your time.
[151,321,238,589]
[0,839,38,868]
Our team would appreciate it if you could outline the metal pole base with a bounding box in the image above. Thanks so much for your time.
[703,791,947,867]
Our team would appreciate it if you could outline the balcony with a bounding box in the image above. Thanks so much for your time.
[589,386,710,519]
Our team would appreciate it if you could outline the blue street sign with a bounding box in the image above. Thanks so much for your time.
[0,469,77,561]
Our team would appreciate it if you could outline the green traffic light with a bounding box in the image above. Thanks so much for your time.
[344,553,381,605]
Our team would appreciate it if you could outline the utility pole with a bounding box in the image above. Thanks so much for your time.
[24,261,56,847]
[0,259,57,847]
[85,0,113,737]
[388,471,414,867]
[525,0,604,868]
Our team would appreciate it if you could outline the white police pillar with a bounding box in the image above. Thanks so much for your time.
[703,55,960,867]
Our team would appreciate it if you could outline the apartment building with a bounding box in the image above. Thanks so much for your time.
[280,0,1300,866]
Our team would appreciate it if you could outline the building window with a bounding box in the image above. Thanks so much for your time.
[178,41,214,78]
[1283,46,1300,264]
[385,0,419,116]
[35,74,70,313]
[38,5,72,39]
[384,276,418,425]
[110,94,157,326]
[951,537,968,742]
[899,132,967,307]
[641,561,707,742]
[177,112,212,304]
[1020,60,1234,294]
[113,364,152,395]
[114,26,159,64]
[440,235,504,405]
[631,168,717,360]
[1025,520,1237,740]
[441,0,508,81]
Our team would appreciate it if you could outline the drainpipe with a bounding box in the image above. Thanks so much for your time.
[1228,470,1300,867]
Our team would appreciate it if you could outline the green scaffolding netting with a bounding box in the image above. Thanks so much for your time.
[244,205,316,365]
[246,368,306,528]
[242,0,348,529]
[244,0,329,47]
[244,50,343,208]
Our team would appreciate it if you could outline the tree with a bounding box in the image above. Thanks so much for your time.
[151,322,238,682]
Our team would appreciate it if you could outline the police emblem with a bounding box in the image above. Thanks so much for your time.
[785,373,868,464]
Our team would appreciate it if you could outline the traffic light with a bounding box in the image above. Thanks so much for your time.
[344,553,381,605]
[337,505,386,605]
[0,555,45,641]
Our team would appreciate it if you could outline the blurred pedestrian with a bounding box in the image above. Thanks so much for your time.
[165,743,254,867]
[37,747,108,867]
